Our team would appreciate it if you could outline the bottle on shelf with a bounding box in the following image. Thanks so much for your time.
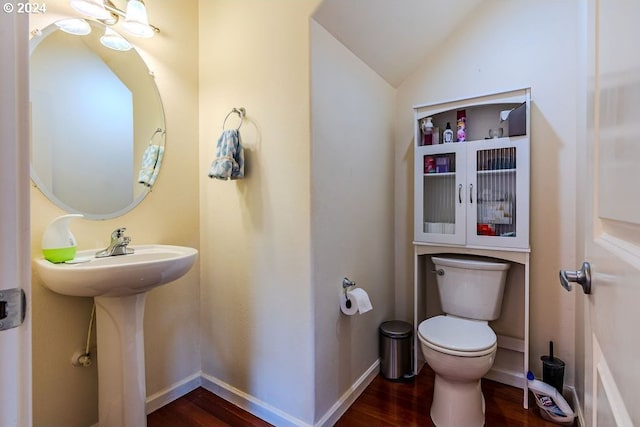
[420,117,434,145]
[456,110,466,142]
[443,122,454,143]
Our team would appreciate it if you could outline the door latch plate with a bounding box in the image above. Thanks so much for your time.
[0,288,26,331]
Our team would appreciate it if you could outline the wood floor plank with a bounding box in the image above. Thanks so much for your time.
[148,388,272,427]
[185,388,273,427]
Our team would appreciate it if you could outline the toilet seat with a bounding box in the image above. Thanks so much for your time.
[418,315,497,357]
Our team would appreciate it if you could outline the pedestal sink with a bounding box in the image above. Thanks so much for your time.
[34,245,198,427]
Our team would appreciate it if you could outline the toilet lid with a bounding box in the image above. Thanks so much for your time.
[418,315,496,352]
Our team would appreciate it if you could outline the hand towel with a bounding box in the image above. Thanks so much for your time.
[146,145,164,187]
[138,144,164,187]
[208,129,245,180]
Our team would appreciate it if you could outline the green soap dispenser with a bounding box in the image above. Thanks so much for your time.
[41,214,83,263]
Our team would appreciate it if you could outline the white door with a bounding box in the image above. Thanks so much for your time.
[0,5,32,427]
[572,0,640,425]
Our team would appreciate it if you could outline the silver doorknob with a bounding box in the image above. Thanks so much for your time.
[559,262,591,294]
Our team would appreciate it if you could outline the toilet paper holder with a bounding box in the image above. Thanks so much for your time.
[342,277,356,308]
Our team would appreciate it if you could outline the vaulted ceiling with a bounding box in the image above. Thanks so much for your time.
[312,0,485,87]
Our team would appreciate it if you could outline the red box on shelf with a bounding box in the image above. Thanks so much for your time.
[424,156,436,173]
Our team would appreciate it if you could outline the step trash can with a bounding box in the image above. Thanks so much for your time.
[379,320,413,381]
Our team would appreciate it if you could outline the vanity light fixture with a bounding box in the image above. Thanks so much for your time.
[54,18,92,36]
[69,0,158,38]
[100,27,132,51]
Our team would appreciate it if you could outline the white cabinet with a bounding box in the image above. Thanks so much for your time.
[414,89,530,250]
[412,88,532,408]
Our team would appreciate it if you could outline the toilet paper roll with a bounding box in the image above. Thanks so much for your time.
[340,288,373,315]
[340,292,358,315]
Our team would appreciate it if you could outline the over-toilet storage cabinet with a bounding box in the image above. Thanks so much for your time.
[414,91,530,249]
[412,88,532,408]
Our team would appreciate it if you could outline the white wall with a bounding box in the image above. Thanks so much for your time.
[198,1,319,425]
[310,20,395,422]
[29,1,200,426]
[199,4,396,425]
[395,0,580,384]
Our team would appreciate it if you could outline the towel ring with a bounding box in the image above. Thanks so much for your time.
[148,128,165,145]
[223,107,246,131]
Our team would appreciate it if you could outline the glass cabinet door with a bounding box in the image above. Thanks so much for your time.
[466,138,529,248]
[415,144,466,245]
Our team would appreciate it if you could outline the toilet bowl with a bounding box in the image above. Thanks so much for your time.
[418,256,510,427]
[418,315,497,427]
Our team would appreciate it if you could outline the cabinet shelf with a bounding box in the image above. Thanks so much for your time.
[423,172,456,177]
[478,168,516,175]
[418,135,524,150]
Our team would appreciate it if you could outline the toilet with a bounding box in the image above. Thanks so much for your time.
[418,256,510,427]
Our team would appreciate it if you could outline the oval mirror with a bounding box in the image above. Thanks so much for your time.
[29,19,165,220]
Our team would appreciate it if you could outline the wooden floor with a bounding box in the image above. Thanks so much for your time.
[148,366,566,427]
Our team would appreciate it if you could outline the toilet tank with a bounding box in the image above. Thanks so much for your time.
[432,256,510,321]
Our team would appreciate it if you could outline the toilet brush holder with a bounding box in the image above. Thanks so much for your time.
[541,341,565,394]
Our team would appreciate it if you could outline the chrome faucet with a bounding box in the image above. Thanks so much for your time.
[95,227,134,258]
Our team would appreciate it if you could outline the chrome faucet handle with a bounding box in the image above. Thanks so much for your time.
[95,228,133,257]
[111,227,127,240]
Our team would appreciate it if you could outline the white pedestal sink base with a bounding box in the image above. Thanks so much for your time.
[34,245,198,427]
[95,294,148,427]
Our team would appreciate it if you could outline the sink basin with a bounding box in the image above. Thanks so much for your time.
[34,244,198,297]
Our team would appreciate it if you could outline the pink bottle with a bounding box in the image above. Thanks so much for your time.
[456,110,466,142]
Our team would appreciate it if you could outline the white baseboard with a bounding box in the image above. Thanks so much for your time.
[200,373,313,427]
[145,372,202,414]
[568,386,585,427]
[144,360,380,427]
[314,359,380,427]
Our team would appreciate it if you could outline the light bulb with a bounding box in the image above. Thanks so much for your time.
[55,18,91,36]
[121,0,154,38]
[100,27,132,51]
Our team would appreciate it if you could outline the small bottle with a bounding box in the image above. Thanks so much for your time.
[420,117,434,145]
[456,110,466,142]
[443,122,454,143]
